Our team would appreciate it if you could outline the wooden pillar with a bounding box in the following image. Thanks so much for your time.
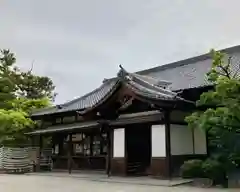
[206,130,210,157]
[164,110,171,178]
[90,134,93,156]
[31,135,36,147]
[192,127,196,155]
[36,135,43,172]
[68,133,72,174]
[58,134,64,156]
[51,135,55,153]
[103,123,111,177]
[107,130,112,177]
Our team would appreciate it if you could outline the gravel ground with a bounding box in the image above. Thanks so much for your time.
[0,174,239,192]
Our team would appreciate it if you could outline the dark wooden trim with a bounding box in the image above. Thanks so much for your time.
[102,123,112,176]
[124,127,127,176]
[68,134,72,174]
[206,130,210,157]
[164,110,171,178]
[192,128,195,154]
[106,130,110,176]
[36,135,43,172]
[111,157,126,176]
[110,128,114,175]
[110,111,164,126]
[170,121,188,125]
[29,111,192,136]
[90,134,93,156]
[150,157,167,177]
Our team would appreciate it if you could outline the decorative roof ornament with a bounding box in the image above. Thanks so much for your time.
[56,105,63,109]
[117,65,129,79]
[117,65,172,89]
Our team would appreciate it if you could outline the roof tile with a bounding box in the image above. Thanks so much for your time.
[31,45,240,117]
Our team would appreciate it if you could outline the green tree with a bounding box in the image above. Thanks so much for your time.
[15,70,57,101]
[0,49,55,145]
[0,109,34,145]
[11,97,50,113]
[0,50,16,109]
[0,77,15,109]
[186,50,240,169]
[0,98,50,146]
[0,49,56,101]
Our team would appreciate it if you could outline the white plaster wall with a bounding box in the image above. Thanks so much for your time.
[194,128,207,154]
[113,128,125,157]
[170,124,194,155]
[151,125,166,157]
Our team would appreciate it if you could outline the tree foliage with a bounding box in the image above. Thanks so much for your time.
[0,109,34,145]
[186,50,240,168]
[0,49,56,101]
[0,50,16,109]
[15,70,57,101]
[0,49,56,146]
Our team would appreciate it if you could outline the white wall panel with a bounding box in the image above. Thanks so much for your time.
[113,128,125,157]
[151,125,166,157]
[170,124,194,155]
[194,128,207,154]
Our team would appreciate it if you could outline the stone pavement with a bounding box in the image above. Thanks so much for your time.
[26,171,193,187]
[0,174,239,192]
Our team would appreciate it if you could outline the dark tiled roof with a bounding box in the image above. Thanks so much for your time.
[31,45,240,117]
[118,65,182,101]
[31,80,118,117]
[32,67,187,117]
[137,45,240,90]
[77,66,189,116]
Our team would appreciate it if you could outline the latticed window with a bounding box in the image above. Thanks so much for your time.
[92,136,101,156]
[71,133,90,156]
[83,134,91,156]
[63,133,107,156]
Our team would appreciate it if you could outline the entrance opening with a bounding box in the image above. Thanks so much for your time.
[125,124,151,176]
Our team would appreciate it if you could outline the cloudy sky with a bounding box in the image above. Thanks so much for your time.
[1,0,240,103]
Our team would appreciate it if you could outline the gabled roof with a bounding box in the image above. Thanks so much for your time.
[31,66,190,118]
[31,44,240,118]
[77,66,192,116]
[117,65,184,101]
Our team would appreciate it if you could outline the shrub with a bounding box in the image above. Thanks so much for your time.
[180,159,204,178]
[202,158,226,184]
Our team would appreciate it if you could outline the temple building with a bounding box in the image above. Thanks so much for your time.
[27,45,240,178]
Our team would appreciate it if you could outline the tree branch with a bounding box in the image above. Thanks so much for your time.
[218,64,231,79]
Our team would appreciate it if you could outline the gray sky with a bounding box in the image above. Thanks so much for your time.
[1,0,240,104]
